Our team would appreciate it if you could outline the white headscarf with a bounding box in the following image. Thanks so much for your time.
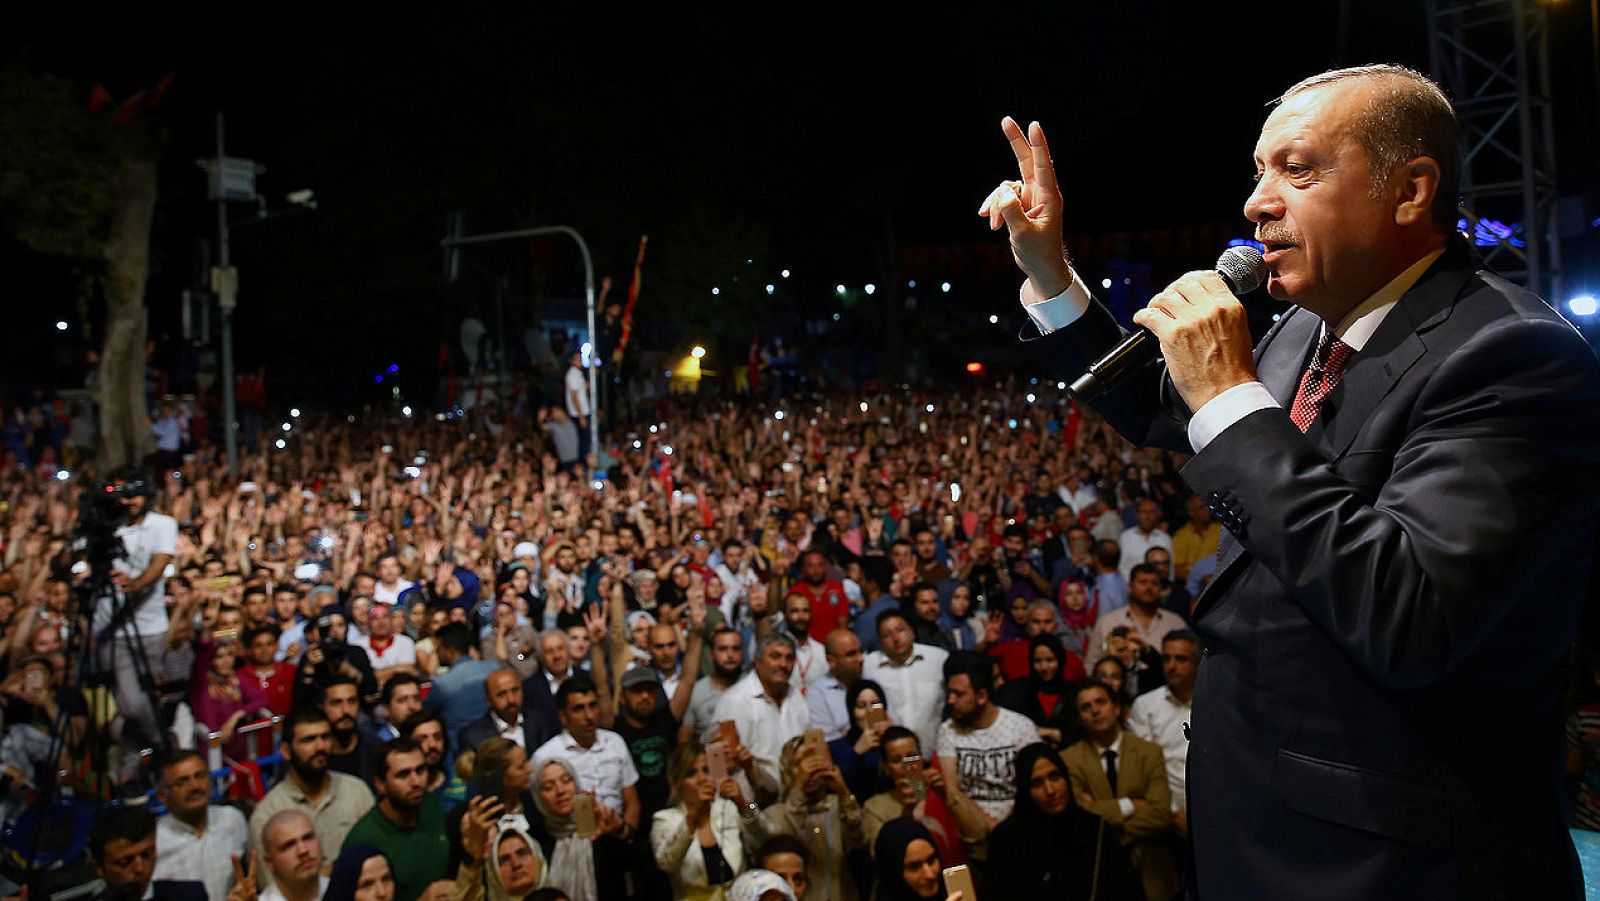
[730,869,797,901]
[529,757,599,901]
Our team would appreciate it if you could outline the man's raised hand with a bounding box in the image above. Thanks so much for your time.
[978,117,1073,299]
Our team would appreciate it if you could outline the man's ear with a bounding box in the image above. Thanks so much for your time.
[1394,156,1442,227]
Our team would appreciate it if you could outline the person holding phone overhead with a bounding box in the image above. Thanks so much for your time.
[650,741,765,901]
[759,733,865,901]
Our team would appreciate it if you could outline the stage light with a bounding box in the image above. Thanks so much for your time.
[908,279,917,289]
[290,408,301,418]
[1570,295,1599,317]
[765,285,774,294]
[966,362,984,374]
[54,470,70,482]
[712,287,720,296]
[833,313,840,321]
[1026,393,1036,403]
[941,282,951,293]
[691,346,706,359]
[275,439,287,449]
[774,411,786,420]
[281,422,292,431]
[55,321,68,331]
[988,315,998,324]
[836,284,847,295]
[389,364,399,373]
[925,404,935,413]
[859,402,868,412]
[1056,381,1066,390]
[662,445,674,456]
[1101,278,1112,289]
[402,406,413,417]
[781,269,791,278]
[865,284,876,295]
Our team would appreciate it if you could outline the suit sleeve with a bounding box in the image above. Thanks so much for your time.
[1117,743,1172,841]
[1065,750,1126,826]
[1184,315,1600,689]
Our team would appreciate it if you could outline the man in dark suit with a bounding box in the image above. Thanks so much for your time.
[981,64,1600,899]
[456,667,557,758]
[90,806,207,901]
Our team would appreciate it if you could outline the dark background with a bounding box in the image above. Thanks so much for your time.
[4,2,1597,407]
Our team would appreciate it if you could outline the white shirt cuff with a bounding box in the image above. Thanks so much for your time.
[1019,269,1093,335]
[1186,381,1280,453]
[1118,797,1136,819]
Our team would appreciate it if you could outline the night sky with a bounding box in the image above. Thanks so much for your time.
[5,3,1596,406]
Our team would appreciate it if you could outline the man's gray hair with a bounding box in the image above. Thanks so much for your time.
[756,631,797,658]
[1279,64,1461,232]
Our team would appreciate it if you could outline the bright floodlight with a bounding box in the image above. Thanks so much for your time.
[281,422,292,432]
[925,404,935,413]
[864,284,876,295]
[859,402,868,412]
[55,321,68,331]
[690,346,706,359]
[988,315,998,325]
[774,411,786,420]
[1026,393,1036,403]
[1056,381,1066,390]
[765,285,775,295]
[908,279,917,289]
[275,439,287,449]
[402,406,413,417]
[836,284,847,295]
[662,445,674,456]
[290,408,301,418]
[1570,295,1599,317]
[940,282,951,293]
[1101,278,1113,289]
[781,269,791,278]
[712,287,720,296]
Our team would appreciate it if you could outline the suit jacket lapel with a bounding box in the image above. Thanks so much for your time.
[1074,743,1114,799]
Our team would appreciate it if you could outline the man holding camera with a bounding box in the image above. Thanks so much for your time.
[98,465,179,778]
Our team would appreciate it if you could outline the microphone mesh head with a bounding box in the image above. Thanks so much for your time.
[1216,245,1266,294]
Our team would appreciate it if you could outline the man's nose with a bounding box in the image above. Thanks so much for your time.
[1244,176,1282,224]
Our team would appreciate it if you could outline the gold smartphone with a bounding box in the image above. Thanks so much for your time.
[718,721,739,748]
[573,792,597,838]
[864,702,888,727]
[942,864,977,900]
[802,727,826,758]
[706,741,729,783]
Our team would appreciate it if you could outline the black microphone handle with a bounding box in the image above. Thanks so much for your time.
[1068,328,1155,399]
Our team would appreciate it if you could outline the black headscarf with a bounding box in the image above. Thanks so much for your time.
[1027,632,1070,693]
[1009,742,1070,826]
[873,818,946,901]
[844,678,889,745]
[324,844,390,901]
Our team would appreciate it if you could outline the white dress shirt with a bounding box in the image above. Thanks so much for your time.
[863,643,950,754]
[711,670,811,799]
[153,806,250,901]
[532,728,639,814]
[1018,246,1446,453]
[1129,686,1194,812]
[493,711,527,749]
[262,875,330,901]
[792,634,828,694]
[1090,730,1137,820]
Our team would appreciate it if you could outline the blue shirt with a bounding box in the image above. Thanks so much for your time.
[853,593,901,654]
[424,658,503,745]
[1094,571,1128,615]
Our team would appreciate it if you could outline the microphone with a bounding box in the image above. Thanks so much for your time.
[1067,245,1266,400]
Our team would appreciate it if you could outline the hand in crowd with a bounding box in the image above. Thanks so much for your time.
[225,851,259,901]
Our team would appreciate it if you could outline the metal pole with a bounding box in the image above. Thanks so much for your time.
[440,225,599,464]
[217,113,238,474]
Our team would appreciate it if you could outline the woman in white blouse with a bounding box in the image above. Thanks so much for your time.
[650,741,765,901]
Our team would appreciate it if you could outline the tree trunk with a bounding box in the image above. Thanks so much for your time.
[96,157,157,471]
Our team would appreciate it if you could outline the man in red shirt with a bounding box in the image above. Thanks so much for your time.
[243,625,297,716]
[789,550,850,643]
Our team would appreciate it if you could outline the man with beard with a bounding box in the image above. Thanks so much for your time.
[345,740,452,901]
[788,550,849,643]
[376,674,424,742]
[712,633,808,804]
[152,751,250,901]
[250,707,374,860]
[457,667,557,756]
[321,677,377,784]
[906,582,954,652]
[780,592,829,692]
[680,627,747,744]
[400,710,468,804]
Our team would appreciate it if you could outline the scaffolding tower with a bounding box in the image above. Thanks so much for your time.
[1427,0,1563,301]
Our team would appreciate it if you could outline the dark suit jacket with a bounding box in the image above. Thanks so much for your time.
[1064,733,1178,901]
[1033,239,1600,900]
[456,706,556,758]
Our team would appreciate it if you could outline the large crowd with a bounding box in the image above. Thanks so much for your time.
[2,379,1253,901]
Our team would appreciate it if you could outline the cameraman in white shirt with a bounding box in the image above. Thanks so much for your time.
[96,466,179,776]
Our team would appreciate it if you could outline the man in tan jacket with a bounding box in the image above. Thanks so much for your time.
[1062,680,1178,901]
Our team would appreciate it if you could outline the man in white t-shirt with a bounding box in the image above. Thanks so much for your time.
[934,650,1041,825]
[372,553,414,605]
[564,351,591,460]
[99,466,178,773]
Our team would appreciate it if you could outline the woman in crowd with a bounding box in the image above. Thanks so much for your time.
[1056,579,1096,662]
[728,870,796,901]
[1091,656,1133,724]
[984,742,1141,899]
[450,738,537,870]
[325,844,398,901]
[625,611,657,666]
[527,757,630,901]
[828,680,891,803]
[936,583,980,651]
[760,734,865,901]
[187,635,270,759]
[995,633,1081,748]
[650,741,762,900]
[870,819,946,901]
[415,605,450,676]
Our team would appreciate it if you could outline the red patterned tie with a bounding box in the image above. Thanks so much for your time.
[1289,334,1354,432]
